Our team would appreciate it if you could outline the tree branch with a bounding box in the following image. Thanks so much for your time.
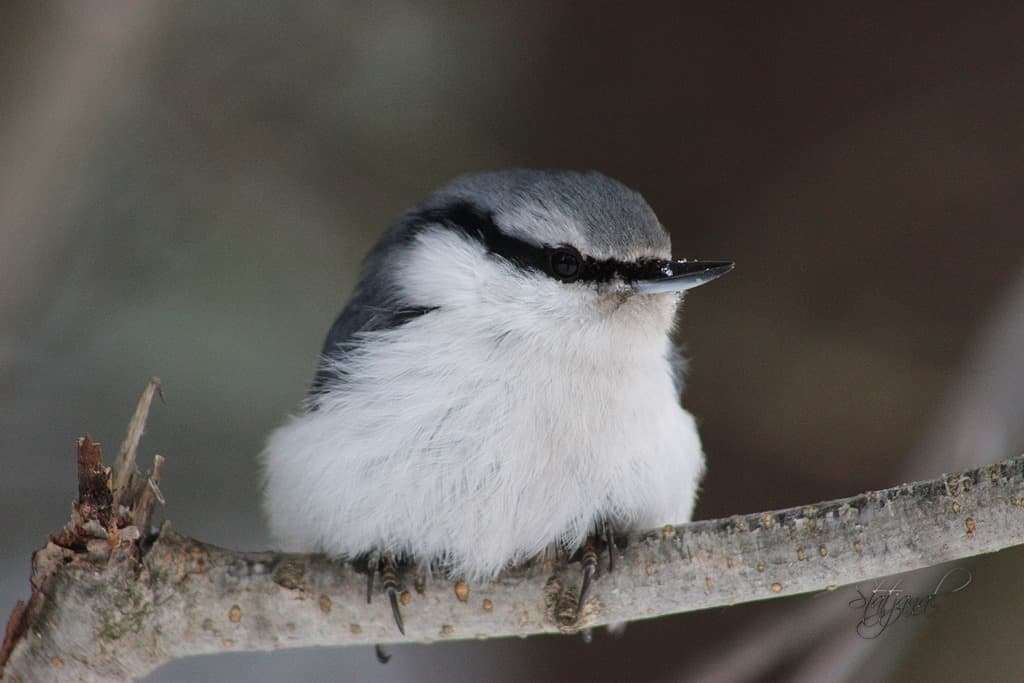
[681,267,1024,683]
[3,383,1023,682]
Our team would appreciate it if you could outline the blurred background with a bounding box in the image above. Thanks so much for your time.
[2,3,1023,681]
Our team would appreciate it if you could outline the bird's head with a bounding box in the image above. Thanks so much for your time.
[367,170,732,341]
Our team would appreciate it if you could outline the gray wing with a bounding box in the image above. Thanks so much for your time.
[307,218,435,405]
[308,294,433,402]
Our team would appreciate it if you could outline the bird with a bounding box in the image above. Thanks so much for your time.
[260,169,732,635]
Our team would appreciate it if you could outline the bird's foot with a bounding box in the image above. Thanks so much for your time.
[364,550,406,636]
[575,520,618,623]
[601,518,616,573]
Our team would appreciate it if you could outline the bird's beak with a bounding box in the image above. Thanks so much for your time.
[631,259,734,294]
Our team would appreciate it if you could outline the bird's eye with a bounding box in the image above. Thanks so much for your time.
[547,246,583,282]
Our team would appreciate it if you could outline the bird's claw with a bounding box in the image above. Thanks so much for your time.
[575,539,597,622]
[602,519,616,573]
[575,521,618,624]
[366,551,406,636]
[380,553,405,634]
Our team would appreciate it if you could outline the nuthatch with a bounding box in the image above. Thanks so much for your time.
[262,170,732,634]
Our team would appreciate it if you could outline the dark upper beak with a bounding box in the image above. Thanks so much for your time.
[631,259,734,294]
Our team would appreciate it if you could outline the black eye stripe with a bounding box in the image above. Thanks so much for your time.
[405,200,665,284]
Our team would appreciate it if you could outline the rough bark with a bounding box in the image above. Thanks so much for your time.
[2,382,1023,682]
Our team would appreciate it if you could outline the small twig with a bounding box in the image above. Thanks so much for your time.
[134,455,166,534]
[75,436,110,513]
[111,377,161,509]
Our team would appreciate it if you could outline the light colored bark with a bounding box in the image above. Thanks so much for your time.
[3,443,1022,682]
